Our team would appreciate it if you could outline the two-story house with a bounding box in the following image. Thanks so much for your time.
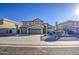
[57,20,79,33]
[20,18,44,34]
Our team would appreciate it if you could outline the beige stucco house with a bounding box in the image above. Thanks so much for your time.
[0,18,21,35]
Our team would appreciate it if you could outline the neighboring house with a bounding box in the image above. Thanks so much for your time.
[57,20,79,33]
[20,18,44,34]
[0,18,21,35]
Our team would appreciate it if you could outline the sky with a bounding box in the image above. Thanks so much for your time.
[0,3,78,25]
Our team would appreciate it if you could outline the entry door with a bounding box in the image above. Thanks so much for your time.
[9,29,12,33]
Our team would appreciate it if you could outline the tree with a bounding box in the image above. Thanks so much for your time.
[56,21,58,30]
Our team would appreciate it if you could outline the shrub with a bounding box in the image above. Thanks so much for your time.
[53,30,64,37]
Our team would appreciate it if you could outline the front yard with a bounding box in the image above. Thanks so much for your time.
[0,34,79,47]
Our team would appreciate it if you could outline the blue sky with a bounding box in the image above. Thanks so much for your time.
[0,3,78,25]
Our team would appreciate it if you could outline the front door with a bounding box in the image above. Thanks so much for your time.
[9,29,12,34]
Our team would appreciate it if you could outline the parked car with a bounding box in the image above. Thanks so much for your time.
[40,34,59,42]
[41,29,65,42]
[45,34,59,42]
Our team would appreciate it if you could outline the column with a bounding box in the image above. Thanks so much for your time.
[41,28,43,34]
[27,28,29,34]
[7,29,9,34]
[19,29,21,34]
[45,25,48,35]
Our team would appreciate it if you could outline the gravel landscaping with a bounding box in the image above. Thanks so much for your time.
[0,47,79,55]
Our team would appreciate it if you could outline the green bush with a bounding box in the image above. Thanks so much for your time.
[53,30,64,37]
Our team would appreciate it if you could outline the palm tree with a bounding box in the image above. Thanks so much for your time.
[56,21,58,30]
[15,23,19,34]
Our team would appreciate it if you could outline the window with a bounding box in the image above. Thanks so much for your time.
[23,21,29,26]
[73,22,76,25]
[73,22,78,26]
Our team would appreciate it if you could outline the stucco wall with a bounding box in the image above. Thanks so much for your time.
[58,21,73,29]
[57,21,79,33]
[0,20,16,28]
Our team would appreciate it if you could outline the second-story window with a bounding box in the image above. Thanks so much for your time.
[73,22,78,26]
